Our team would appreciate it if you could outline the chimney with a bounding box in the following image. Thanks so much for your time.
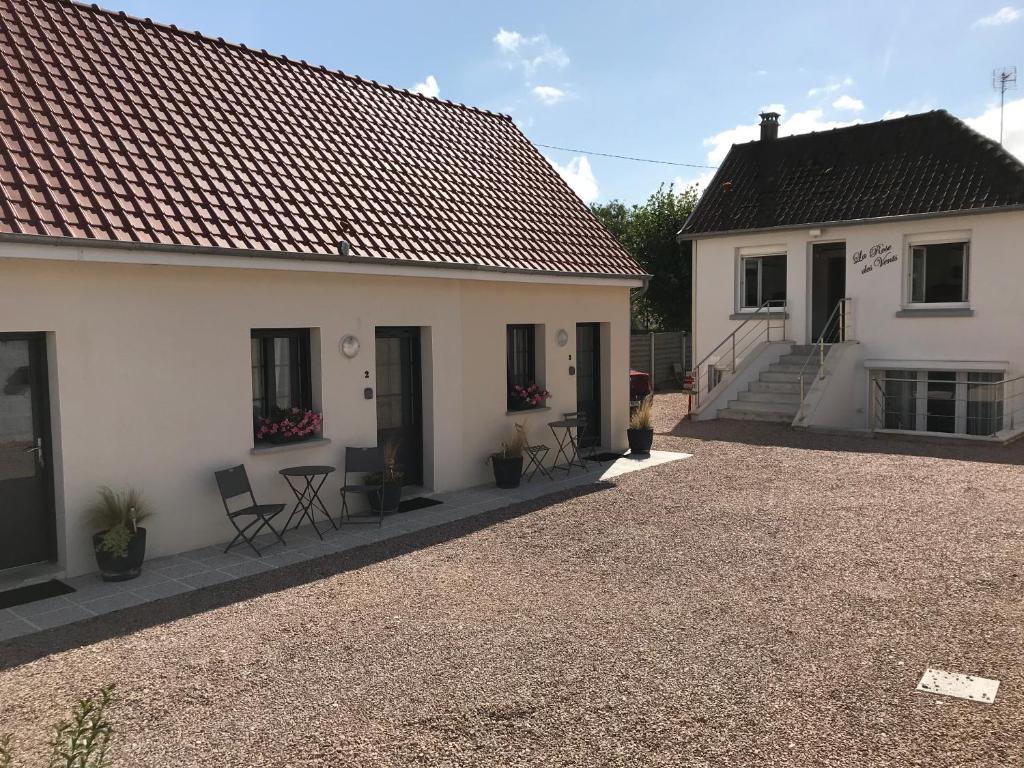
[759,111,780,141]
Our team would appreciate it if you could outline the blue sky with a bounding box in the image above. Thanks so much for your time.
[115,1,1024,204]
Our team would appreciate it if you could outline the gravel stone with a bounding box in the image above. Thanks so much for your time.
[1,393,1022,766]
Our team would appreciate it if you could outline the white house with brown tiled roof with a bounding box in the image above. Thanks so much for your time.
[679,111,1024,441]
[0,0,647,579]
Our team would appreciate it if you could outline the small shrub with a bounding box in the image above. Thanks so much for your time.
[85,487,152,558]
[629,395,654,431]
[365,439,405,486]
[0,684,115,768]
[495,421,528,459]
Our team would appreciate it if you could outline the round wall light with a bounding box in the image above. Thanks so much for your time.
[339,334,360,358]
[556,328,569,347]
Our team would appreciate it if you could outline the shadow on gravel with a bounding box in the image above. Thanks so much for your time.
[660,418,1024,466]
[0,482,614,671]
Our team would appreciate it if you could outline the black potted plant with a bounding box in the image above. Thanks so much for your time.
[87,486,153,582]
[365,440,404,514]
[627,395,655,454]
[490,422,527,489]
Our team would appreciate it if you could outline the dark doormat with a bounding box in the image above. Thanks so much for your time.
[392,496,444,515]
[0,579,75,609]
[585,452,625,463]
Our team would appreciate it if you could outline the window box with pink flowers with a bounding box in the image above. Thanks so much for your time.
[254,408,323,445]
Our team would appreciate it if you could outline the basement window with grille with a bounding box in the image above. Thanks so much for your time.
[871,369,1004,436]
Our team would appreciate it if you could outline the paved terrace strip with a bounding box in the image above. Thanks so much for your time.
[0,451,688,641]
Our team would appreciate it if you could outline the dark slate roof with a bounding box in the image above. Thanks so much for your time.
[680,110,1024,236]
[0,0,645,277]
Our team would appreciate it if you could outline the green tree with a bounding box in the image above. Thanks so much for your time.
[591,183,698,331]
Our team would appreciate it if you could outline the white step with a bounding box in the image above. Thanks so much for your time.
[759,370,817,383]
[718,407,795,423]
[777,353,821,366]
[737,390,801,405]
[768,363,815,374]
[790,344,831,355]
[749,380,802,394]
[725,398,798,415]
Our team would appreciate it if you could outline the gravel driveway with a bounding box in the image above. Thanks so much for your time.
[2,394,1023,767]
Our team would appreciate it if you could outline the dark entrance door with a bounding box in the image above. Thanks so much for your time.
[375,327,423,487]
[575,323,602,450]
[811,242,846,341]
[0,333,55,572]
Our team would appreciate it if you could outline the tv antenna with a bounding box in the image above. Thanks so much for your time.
[993,66,1017,145]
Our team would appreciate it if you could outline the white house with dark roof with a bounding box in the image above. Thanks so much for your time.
[679,110,1024,441]
[0,0,648,580]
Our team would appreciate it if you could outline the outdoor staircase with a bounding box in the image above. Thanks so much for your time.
[718,345,826,423]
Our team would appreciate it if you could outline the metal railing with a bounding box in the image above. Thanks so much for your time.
[798,298,852,404]
[688,299,787,410]
[870,373,1024,437]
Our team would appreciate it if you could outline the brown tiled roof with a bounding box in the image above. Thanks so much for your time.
[680,110,1024,236]
[0,0,645,277]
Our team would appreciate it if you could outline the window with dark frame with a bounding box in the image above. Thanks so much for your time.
[251,329,312,427]
[910,242,968,304]
[740,254,786,308]
[506,324,536,407]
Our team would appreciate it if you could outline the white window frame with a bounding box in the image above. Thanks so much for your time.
[871,367,1004,436]
[902,232,971,309]
[735,246,787,312]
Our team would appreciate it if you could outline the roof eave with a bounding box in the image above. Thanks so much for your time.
[676,203,1024,241]
[0,232,651,283]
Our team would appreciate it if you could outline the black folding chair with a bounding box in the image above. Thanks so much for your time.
[340,446,385,527]
[517,423,552,481]
[214,464,286,556]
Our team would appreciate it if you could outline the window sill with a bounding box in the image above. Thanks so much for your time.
[250,437,332,455]
[730,311,789,320]
[505,406,552,416]
[894,307,974,318]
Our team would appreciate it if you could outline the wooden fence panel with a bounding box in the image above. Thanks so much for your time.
[629,331,690,391]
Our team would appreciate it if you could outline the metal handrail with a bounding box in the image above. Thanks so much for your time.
[798,298,852,404]
[870,373,1024,435]
[689,299,787,409]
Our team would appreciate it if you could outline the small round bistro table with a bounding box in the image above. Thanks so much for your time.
[548,418,586,474]
[279,465,337,539]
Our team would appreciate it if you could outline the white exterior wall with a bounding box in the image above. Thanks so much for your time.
[691,210,1024,428]
[0,244,634,576]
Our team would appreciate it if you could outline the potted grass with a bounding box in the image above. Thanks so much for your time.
[627,395,655,454]
[365,440,404,514]
[86,486,153,582]
[490,422,527,489]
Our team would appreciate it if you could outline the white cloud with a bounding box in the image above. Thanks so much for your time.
[532,85,566,105]
[411,75,439,99]
[973,6,1022,26]
[833,94,865,112]
[548,155,598,203]
[493,28,523,51]
[493,28,569,75]
[807,77,854,98]
[965,96,1024,160]
[882,109,908,120]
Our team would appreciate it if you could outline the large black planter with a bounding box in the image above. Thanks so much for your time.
[92,527,147,582]
[491,454,523,489]
[627,427,654,454]
[369,483,402,514]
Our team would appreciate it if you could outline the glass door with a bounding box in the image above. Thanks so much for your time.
[0,334,55,571]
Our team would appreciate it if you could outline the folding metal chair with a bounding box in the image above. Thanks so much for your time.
[340,446,386,527]
[214,464,286,556]
[517,423,552,481]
